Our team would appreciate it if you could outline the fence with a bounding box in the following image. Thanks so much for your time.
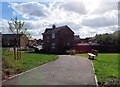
[73,44,119,53]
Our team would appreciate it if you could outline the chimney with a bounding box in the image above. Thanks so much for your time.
[52,24,56,29]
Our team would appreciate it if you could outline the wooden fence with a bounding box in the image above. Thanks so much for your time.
[73,44,119,53]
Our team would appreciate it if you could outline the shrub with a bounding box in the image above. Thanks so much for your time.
[66,50,76,55]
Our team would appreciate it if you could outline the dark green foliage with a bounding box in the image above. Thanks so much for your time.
[91,31,120,44]
[66,50,76,55]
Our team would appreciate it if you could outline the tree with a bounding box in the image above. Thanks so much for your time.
[8,17,27,60]
[92,31,120,44]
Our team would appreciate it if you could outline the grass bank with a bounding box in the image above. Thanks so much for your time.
[2,48,58,80]
[76,53,119,86]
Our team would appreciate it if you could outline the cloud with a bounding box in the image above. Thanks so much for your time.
[27,29,42,39]
[52,22,82,33]
[0,19,12,34]
[82,15,117,28]
[50,1,87,15]
[21,20,47,38]
[23,20,43,29]
[53,1,87,15]
[2,1,118,39]
[92,2,117,14]
[97,27,116,35]
[78,25,118,38]
[10,2,49,19]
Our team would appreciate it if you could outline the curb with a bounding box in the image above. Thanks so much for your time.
[91,60,98,87]
[2,57,59,83]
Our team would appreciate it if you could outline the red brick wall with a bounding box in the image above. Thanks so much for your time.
[74,44,91,53]
[43,27,74,53]
[56,28,74,53]
[74,44,119,53]
[20,37,28,48]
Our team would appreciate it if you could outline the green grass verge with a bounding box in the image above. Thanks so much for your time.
[75,53,88,58]
[2,49,58,79]
[75,53,119,86]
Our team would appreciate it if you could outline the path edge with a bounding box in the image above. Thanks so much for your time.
[91,60,98,87]
[2,57,60,83]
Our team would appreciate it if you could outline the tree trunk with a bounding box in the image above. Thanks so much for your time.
[20,46,22,59]
[13,47,16,60]
[17,46,19,60]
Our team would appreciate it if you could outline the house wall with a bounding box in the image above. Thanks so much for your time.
[56,28,74,53]
[43,34,52,53]
[74,36,81,44]
[20,37,28,48]
[43,27,74,54]
[50,33,58,53]
[28,39,41,46]
[2,34,19,47]
[2,34,28,48]
[37,39,42,45]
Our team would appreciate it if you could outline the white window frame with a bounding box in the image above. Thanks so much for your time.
[51,43,55,49]
[52,33,55,38]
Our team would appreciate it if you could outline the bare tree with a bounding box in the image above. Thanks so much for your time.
[8,17,28,60]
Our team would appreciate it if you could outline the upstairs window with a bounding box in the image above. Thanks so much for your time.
[52,33,55,38]
[52,43,55,49]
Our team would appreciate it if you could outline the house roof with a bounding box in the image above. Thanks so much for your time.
[2,34,23,37]
[2,34,28,41]
[42,25,74,35]
[44,28,52,33]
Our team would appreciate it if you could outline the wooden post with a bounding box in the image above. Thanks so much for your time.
[17,46,19,60]
[20,46,22,59]
[13,46,16,60]
[17,28,19,60]
[19,34,22,59]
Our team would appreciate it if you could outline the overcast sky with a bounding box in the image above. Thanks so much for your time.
[0,0,119,39]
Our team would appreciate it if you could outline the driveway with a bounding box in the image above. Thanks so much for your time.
[3,55,96,85]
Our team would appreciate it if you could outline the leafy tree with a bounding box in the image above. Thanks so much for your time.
[92,31,120,44]
[8,17,29,60]
[113,30,120,44]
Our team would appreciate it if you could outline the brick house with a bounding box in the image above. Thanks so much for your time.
[42,25,74,53]
[2,34,28,48]
[74,35,81,44]
[28,39,43,46]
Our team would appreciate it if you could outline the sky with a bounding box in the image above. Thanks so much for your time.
[0,0,119,39]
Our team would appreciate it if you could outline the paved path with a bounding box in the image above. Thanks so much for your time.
[3,55,96,85]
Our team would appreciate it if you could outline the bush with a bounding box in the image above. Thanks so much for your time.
[2,58,13,79]
[66,50,76,55]
[2,57,22,80]
[3,69,14,76]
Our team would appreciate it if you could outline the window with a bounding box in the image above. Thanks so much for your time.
[67,42,70,46]
[51,43,55,49]
[52,33,55,38]
[52,43,55,46]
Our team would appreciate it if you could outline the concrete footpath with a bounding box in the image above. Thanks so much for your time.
[3,55,97,85]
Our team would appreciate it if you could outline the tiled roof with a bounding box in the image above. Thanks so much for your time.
[43,25,74,35]
[2,34,23,37]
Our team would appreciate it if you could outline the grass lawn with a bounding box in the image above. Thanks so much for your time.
[76,53,119,86]
[2,49,58,80]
